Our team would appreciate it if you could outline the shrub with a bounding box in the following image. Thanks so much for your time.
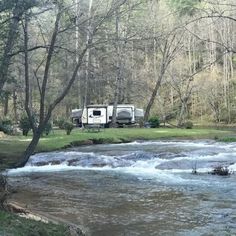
[0,118,13,135]
[148,116,160,128]
[183,121,193,129]
[55,118,74,135]
[43,122,52,136]
[57,118,67,129]
[63,121,74,135]
[19,115,32,136]
[0,123,13,135]
[1,118,12,126]
[19,114,39,136]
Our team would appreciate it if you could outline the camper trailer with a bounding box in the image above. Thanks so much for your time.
[71,104,144,128]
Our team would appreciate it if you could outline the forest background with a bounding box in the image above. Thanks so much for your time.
[1,0,236,129]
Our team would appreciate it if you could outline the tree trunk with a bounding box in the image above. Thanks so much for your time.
[3,95,9,116]
[144,78,162,122]
[66,104,70,118]
[143,34,172,122]
[13,90,18,122]
[18,131,41,167]
[0,174,8,210]
[126,41,134,104]
[74,0,82,106]
[177,100,187,127]
[111,71,121,127]
[111,9,122,127]
[23,13,36,130]
[84,0,94,107]
[0,8,21,94]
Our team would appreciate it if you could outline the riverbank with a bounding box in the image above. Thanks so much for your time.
[0,127,235,170]
[0,200,86,236]
[0,209,73,236]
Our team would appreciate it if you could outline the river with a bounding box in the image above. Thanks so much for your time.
[7,140,236,236]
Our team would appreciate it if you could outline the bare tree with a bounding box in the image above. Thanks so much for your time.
[144,31,183,122]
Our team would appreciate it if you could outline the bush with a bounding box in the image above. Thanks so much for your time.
[148,116,160,128]
[55,118,74,135]
[19,115,32,136]
[43,122,52,136]
[19,114,39,136]
[0,118,13,135]
[183,121,193,129]
[0,124,13,135]
[1,118,12,126]
[57,118,67,129]
[63,121,74,135]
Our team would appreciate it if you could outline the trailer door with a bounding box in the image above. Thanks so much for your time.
[87,107,107,124]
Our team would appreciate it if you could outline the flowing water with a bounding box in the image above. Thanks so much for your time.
[7,140,236,236]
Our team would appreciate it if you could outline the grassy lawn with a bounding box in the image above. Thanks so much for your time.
[0,127,234,170]
[36,128,230,151]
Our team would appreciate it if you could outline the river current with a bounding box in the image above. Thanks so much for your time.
[7,140,236,236]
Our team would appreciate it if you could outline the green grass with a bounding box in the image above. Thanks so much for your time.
[34,128,235,151]
[217,136,236,142]
[0,127,235,170]
[0,210,70,236]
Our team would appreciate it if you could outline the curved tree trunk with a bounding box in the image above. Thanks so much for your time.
[144,79,162,122]
[177,101,187,127]
[18,131,41,167]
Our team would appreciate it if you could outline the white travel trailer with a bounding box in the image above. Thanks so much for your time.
[71,104,144,127]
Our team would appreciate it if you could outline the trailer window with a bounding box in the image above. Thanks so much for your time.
[93,110,101,116]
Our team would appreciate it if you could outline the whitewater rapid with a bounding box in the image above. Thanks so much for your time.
[8,140,236,179]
